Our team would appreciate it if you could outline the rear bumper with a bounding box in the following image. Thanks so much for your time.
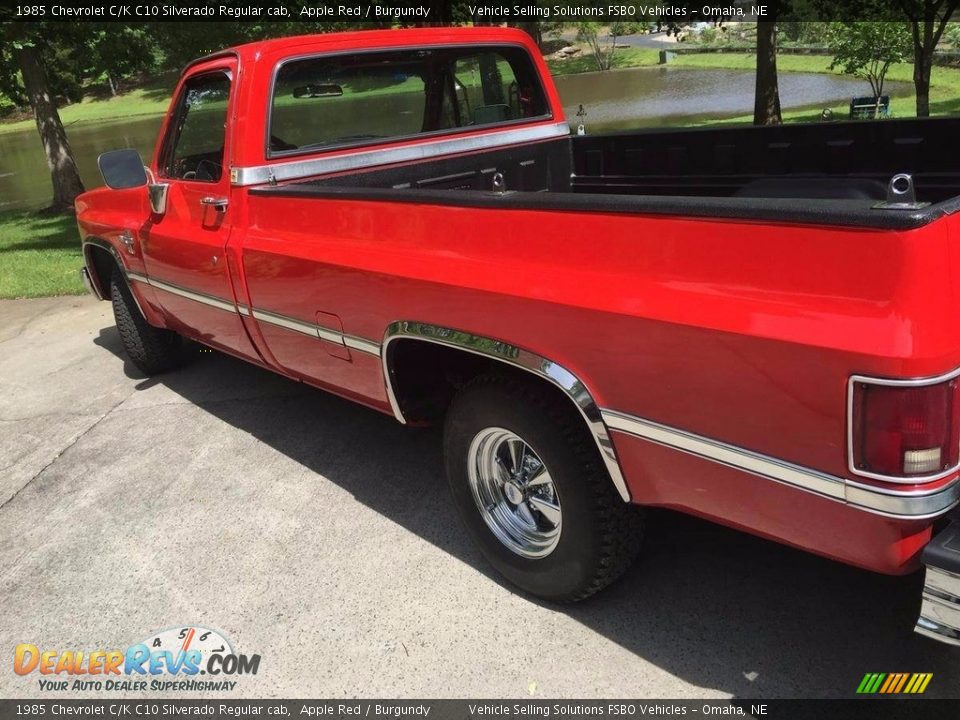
[916,515,960,646]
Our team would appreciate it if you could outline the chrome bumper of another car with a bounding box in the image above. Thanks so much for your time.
[916,515,960,646]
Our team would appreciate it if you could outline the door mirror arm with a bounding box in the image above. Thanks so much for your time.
[144,165,169,216]
[147,181,170,216]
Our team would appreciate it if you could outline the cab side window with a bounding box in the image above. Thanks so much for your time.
[163,72,231,182]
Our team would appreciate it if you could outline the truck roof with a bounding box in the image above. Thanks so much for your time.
[187,26,541,71]
[170,25,565,180]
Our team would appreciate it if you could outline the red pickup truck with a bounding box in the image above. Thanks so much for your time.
[77,27,960,646]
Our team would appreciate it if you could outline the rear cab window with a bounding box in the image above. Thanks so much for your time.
[268,45,550,157]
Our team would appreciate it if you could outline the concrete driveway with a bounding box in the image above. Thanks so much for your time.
[1,296,957,699]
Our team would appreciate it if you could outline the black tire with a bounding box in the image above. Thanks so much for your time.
[444,373,643,602]
[110,267,183,375]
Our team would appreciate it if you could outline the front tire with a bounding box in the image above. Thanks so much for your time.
[110,267,183,375]
[444,373,643,602]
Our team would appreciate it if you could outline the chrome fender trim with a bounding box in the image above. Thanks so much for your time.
[81,237,125,299]
[381,321,631,503]
[80,267,102,301]
[81,238,149,318]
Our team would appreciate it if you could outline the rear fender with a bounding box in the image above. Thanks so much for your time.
[381,320,631,502]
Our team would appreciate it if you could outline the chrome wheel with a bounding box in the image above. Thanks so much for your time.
[466,427,562,558]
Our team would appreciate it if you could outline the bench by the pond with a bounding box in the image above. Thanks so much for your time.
[850,95,890,119]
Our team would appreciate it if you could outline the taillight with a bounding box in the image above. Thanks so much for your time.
[850,376,960,480]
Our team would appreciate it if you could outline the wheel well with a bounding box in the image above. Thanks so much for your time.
[385,335,632,502]
[85,244,119,300]
[387,339,492,424]
[386,339,587,431]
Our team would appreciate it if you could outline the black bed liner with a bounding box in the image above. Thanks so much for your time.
[571,116,960,202]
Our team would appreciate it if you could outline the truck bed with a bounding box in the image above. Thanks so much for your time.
[259,117,960,231]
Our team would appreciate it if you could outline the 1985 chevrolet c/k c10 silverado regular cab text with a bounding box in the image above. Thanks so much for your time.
[78,27,960,645]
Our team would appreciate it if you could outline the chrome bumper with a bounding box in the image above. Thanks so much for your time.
[915,517,960,646]
[80,267,102,300]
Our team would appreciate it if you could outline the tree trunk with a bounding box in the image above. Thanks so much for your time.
[511,22,542,49]
[16,44,85,212]
[913,20,935,117]
[905,0,960,118]
[753,20,782,126]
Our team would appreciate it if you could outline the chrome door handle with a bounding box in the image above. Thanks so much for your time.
[200,197,228,211]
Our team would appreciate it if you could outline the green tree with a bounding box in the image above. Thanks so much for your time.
[828,22,912,105]
[576,22,619,71]
[85,25,159,96]
[897,0,960,116]
[0,23,85,211]
[944,21,960,47]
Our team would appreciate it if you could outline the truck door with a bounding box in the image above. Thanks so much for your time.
[140,57,258,362]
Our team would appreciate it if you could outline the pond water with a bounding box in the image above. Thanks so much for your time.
[0,66,911,212]
[554,66,912,131]
[0,114,163,213]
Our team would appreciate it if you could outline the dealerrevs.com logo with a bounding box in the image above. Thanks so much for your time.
[13,625,261,692]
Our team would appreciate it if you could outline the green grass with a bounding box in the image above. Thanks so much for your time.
[0,211,85,298]
[547,47,661,75]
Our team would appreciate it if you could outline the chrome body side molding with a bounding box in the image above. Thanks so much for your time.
[232,122,570,187]
[381,321,632,503]
[343,335,382,356]
[125,271,382,358]
[251,307,320,338]
[602,409,960,520]
[143,275,238,313]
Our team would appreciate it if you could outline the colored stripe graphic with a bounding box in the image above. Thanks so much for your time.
[893,674,909,693]
[857,673,932,694]
[879,674,895,694]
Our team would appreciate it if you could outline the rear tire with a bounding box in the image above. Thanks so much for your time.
[110,267,183,375]
[444,373,643,602]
